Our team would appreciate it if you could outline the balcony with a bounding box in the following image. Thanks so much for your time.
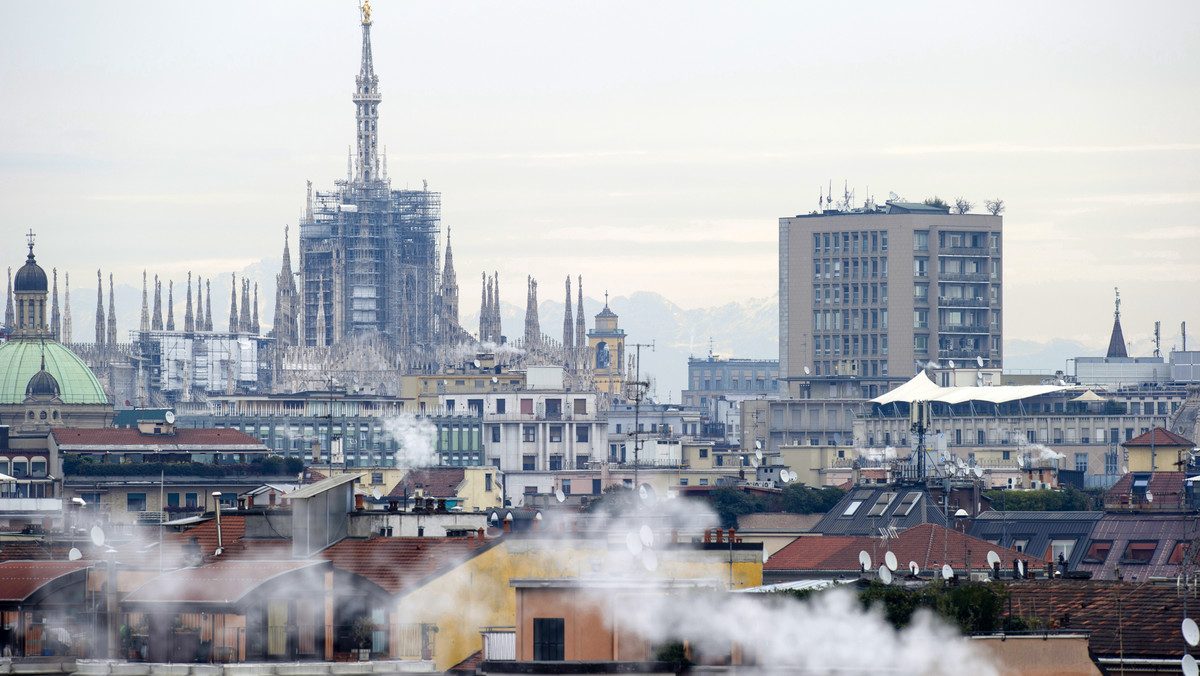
[0,498,62,512]
[937,246,989,256]
[937,296,990,308]
[482,627,515,661]
[938,272,990,283]
[938,324,990,334]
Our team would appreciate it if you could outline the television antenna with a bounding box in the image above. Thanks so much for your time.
[628,340,656,490]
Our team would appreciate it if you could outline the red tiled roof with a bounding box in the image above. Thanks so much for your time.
[447,649,484,675]
[303,468,328,484]
[123,560,325,604]
[114,515,292,569]
[52,427,266,449]
[1103,472,1187,509]
[1006,580,1197,659]
[766,523,1048,574]
[1123,427,1195,448]
[0,561,92,602]
[0,540,56,562]
[320,536,494,595]
[389,468,466,498]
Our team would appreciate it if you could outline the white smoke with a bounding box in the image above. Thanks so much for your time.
[608,585,999,674]
[379,414,438,468]
[856,446,898,462]
[1025,443,1065,462]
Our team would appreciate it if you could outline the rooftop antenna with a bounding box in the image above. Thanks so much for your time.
[1154,321,1162,358]
[628,340,655,491]
[1114,287,1121,321]
[1184,321,1188,351]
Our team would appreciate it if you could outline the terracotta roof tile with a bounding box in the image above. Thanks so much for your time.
[123,560,325,604]
[388,468,466,498]
[114,515,292,569]
[0,561,92,602]
[767,523,1047,575]
[320,536,494,595]
[1123,427,1195,448]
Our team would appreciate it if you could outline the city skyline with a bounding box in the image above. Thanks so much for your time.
[1,1,1197,352]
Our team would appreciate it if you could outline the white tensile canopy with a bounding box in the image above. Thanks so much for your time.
[870,373,1074,406]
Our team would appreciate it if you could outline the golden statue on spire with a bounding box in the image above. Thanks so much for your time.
[360,1,372,25]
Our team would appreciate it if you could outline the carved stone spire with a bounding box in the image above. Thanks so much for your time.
[239,278,252,330]
[563,275,574,350]
[479,271,489,342]
[3,267,12,329]
[575,275,586,348]
[152,275,163,330]
[51,268,61,340]
[204,279,213,331]
[195,276,203,331]
[353,3,381,183]
[273,226,298,346]
[440,228,458,327]
[62,272,72,343]
[166,280,175,331]
[139,271,150,333]
[229,274,239,333]
[252,282,260,335]
[316,280,328,347]
[95,270,105,345]
[107,274,117,345]
[184,272,195,332]
[524,276,540,347]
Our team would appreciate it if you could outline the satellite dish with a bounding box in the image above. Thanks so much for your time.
[68,548,82,561]
[973,467,983,479]
[473,359,481,369]
[948,360,956,369]
[956,457,966,469]
[755,440,763,450]
[491,376,498,384]
[1016,559,1026,578]
[885,551,898,572]
[626,531,643,556]
[1184,654,1199,676]
[803,366,811,375]
[976,356,984,368]
[755,447,764,461]
[372,488,382,500]
[164,410,175,424]
[780,470,793,484]
[987,551,1001,568]
[1017,456,1025,469]
[909,561,920,576]
[1183,618,1200,647]
[640,484,657,506]
[750,457,760,468]
[642,549,658,572]
[639,525,654,547]
[859,550,872,571]
[89,526,105,548]
[555,488,566,503]
[534,512,543,521]
[942,564,954,580]
[1146,491,1154,503]
[878,565,893,585]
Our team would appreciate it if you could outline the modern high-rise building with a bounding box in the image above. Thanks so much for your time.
[779,200,1003,399]
[294,4,451,350]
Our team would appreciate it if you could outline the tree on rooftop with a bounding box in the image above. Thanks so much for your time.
[953,197,973,214]
[923,196,950,209]
[985,198,1005,215]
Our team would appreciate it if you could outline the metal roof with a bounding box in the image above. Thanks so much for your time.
[122,560,327,605]
[284,472,363,500]
[0,561,91,603]
[810,486,948,537]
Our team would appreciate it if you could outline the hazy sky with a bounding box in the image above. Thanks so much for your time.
[2,1,1197,351]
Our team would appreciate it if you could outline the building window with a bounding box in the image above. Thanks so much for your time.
[699,478,708,486]
[186,493,198,508]
[1074,453,1088,473]
[576,455,589,469]
[680,478,688,486]
[574,398,587,415]
[491,426,501,443]
[532,618,565,661]
[699,448,708,458]
[549,455,563,471]
[166,493,180,508]
[127,493,148,512]
[485,474,493,491]
[372,472,384,484]
[576,426,589,443]
[1048,539,1076,562]
[523,455,536,471]
[1121,541,1157,563]
[549,426,563,443]
[520,398,534,415]
[523,425,536,443]
[1083,541,1112,563]
[913,231,929,252]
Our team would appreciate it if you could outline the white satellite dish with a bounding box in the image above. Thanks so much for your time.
[534,512,543,521]
[755,440,763,450]
[491,376,498,384]
[642,549,659,572]
[879,565,893,585]
[1016,559,1026,578]
[750,457,760,468]
[443,379,448,385]
[625,532,643,556]
[639,525,654,547]
[973,467,983,479]
[1183,618,1200,647]
[1017,456,1025,469]
[948,360,956,369]
[639,485,648,500]
[372,488,382,500]
[885,551,898,572]
[640,484,657,506]
[942,564,954,580]
[976,356,984,368]
[68,548,82,561]
[859,550,872,571]
[780,471,793,484]
[909,561,920,576]
[1184,654,1198,676]
[987,551,1001,568]
[555,488,566,503]
[89,526,105,548]
[755,448,763,461]
[1146,491,1154,503]
[956,457,967,470]
[164,410,176,424]
[803,366,811,375]
[473,359,481,369]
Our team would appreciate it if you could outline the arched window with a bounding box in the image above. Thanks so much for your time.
[596,341,610,369]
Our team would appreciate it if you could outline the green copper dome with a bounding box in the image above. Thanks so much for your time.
[0,340,108,405]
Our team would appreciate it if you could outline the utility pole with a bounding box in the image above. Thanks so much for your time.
[627,341,654,492]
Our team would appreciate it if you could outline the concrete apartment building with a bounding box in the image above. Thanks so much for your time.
[779,200,1003,399]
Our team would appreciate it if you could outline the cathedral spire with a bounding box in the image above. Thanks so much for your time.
[50,268,61,341]
[563,275,574,350]
[480,272,490,342]
[229,273,239,333]
[252,282,260,335]
[273,226,299,346]
[441,228,458,326]
[62,272,72,343]
[196,276,204,330]
[1107,287,1128,358]
[152,275,163,330]
[575,275,586,348]
[139,271,150,333]
[4,267,12,329]
[240,278,252,331]
[316,279,328,348]
[166,280,175,331]
[353,2,381,183]
[204,279,213,331]
[107,274,117,345]
[184,272,195,332]
[95,270,105,345]
[524,276,540,347]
